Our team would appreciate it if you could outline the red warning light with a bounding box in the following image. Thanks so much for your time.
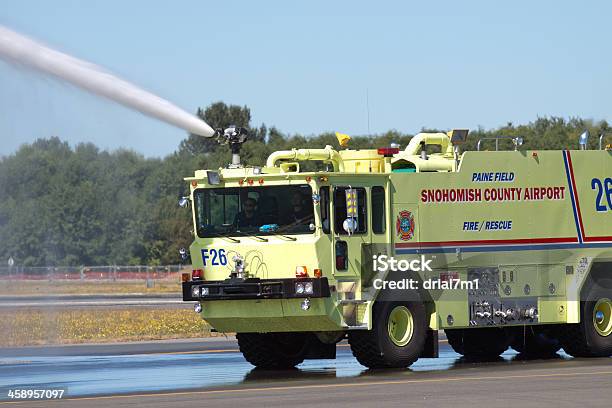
[377,147,400,157]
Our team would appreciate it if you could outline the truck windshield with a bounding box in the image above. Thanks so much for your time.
[194,185,315,238]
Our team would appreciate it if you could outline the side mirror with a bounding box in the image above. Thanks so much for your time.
[179,248,188,261]
[343,218,358,234]
[178,196,190,208]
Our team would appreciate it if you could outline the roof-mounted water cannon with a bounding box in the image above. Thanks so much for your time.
[217,125,249,168]
[579,130,590,150]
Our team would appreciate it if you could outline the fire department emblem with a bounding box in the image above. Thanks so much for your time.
[396,210,415,241]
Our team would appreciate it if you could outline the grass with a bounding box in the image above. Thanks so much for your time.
[0,308,222,347]
[0,280,182,295]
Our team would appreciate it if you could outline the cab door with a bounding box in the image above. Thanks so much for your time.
[331,180,391,276]
[331,185,370,280]
[330,184,370,327]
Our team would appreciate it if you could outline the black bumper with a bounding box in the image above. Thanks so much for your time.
[183,277,331,301]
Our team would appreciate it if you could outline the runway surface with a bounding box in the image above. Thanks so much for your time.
[0,294,188,309]
[1,336,611,407]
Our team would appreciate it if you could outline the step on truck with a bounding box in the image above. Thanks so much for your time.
[181,127,612,368]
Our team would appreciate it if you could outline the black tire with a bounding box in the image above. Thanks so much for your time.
[557,282,612,357]
[236,332,309,369]
[445,327,513,359]
[510,326,561,355]
[348,301,427,369]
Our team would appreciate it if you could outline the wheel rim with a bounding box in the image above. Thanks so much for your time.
[387,306,414,346]
[593,298,612,337]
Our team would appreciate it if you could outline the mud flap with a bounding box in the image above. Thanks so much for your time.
[420,329,439,358]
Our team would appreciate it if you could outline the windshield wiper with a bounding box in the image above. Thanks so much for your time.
[271,233,297,241]
[233,230,268,242]
[201,230,240,243]
[272,216,314,240]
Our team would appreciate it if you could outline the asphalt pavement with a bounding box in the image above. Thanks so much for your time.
[1,335,611,407]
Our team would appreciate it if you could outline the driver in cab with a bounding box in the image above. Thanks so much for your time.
[234,197,259,229]
[283,192,313,225]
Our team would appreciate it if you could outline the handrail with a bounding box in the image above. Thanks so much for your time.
[477,135,523,151]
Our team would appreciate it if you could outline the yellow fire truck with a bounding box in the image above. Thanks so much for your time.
[182,128,611,369]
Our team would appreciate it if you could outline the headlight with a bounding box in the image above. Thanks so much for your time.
[201,287,209,296]
[304,282,314,294]
[191,286,200,297]
[295,283,305,294]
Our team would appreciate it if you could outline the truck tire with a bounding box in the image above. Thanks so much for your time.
[510,326,561,355]
[558,283,612,357]
[445,327,513,359]
[348,301,427,369]
[236,332,309,369]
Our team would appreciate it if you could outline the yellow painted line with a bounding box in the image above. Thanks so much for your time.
[3,369,611,404]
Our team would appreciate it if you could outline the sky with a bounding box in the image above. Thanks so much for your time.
[1,0,611,158]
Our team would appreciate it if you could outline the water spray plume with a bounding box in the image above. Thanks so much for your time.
[0,25,215,138]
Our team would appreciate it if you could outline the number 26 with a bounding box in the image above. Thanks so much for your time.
[591,178,612,212]
[201,248,228,266]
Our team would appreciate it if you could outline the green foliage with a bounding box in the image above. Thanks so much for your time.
[0,104,606,266]
[0,138,198,266]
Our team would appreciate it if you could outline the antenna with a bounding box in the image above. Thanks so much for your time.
[366,88,371,137]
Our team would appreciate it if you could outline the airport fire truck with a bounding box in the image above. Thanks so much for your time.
[182,128,611,368]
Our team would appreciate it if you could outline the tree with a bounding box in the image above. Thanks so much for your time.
[179,102,267,155]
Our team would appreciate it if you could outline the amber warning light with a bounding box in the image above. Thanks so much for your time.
[295,266,308,278]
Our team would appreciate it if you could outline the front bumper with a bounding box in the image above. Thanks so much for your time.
[182,277,331,301]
